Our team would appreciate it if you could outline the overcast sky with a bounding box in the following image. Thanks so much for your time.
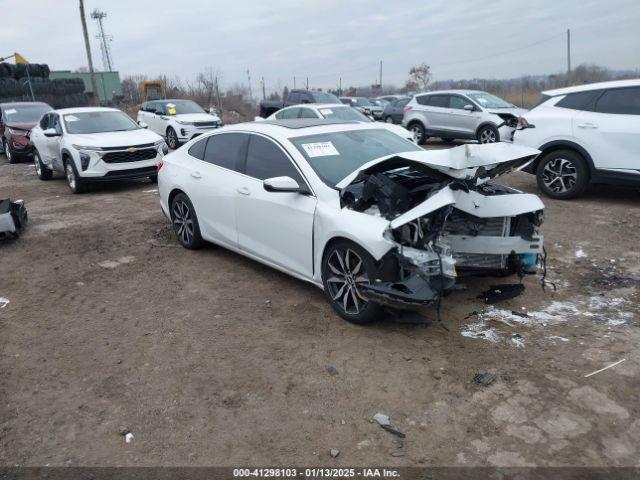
[2,0,639,94]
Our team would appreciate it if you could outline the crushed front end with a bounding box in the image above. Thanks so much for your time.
[338,144,545,309]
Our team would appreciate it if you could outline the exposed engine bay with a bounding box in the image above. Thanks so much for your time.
[337,144,545,308]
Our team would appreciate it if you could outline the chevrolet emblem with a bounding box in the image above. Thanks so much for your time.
[127,147,138,153]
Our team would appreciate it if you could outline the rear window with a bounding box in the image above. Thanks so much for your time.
[555,90,602,111]
[594,87,640,115]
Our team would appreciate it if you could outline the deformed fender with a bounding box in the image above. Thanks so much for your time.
[313,202,394,283]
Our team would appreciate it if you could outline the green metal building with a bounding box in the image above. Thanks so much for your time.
[50,70,122,104]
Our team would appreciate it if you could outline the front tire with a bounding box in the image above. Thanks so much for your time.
[170,193,204,249]
[65,159,86,194]
[34,150,53,180]
[477,125,499,144]
[408,122,427,145]
[4,139,17,164]
[166,127,179,150]
[322,239,382,324]
[536,149,589,199]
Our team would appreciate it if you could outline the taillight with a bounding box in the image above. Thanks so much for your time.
[157,161,164,172]
[517,117,534,129]
[403,105,413,111]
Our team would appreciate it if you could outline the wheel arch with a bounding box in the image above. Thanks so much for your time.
[167,187,186,211]
[475,121,500,137]
[528,140,595,175]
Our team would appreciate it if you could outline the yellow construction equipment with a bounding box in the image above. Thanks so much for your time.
[141,80,165,102]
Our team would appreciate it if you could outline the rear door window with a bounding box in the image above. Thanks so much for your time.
[594,87,640,115]
[426,95,450,108]
[416,95,430,106]
[555,90,602,111]
[202,132,248,172]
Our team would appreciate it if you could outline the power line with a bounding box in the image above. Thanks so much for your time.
[429,32,566,68]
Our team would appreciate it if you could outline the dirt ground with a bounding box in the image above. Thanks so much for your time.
[1,140,639,468]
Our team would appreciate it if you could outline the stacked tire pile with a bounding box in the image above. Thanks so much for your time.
[0,63,88,108]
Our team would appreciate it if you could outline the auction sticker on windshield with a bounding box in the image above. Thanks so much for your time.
[319,109,333,115]
[301,141,339,158]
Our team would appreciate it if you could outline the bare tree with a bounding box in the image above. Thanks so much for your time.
[407,63,432,92]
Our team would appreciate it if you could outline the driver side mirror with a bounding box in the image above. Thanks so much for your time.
[263,176,300,193]
[138,121,148,129]
[43,128,60,137]
[463,104,475,111]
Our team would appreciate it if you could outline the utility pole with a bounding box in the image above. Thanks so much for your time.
[246,69,252,102]
[79,0,99,105]
[567,28,572,75]
[339,77,342,96]
[306,76,309,90]
[293,76,296,89]
[379,60,383,90]
[90,9,114,72]
[260,77,266,100]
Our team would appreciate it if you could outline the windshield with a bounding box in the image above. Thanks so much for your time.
[311,92,341,103]
[290,129,421,187]
[163,100,206,115]
[2,104,51,124]
[317,106,372,122]
[63,111,140,134]
[467,92,513,109]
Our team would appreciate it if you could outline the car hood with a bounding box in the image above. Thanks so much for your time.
[6,122,37,131]
[336,142,540,189]
[486,107,527,117]
[67,129,163,148]
[171,113,221,122]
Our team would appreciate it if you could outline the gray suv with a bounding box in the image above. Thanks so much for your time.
[402,90,526,145]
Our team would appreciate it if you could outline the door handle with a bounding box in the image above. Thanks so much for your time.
[236,186,251,196]
[577,123,598,129]
[191,171,202,179]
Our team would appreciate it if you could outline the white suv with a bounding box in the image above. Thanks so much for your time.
[402,90,526,145]
[514,79,640,199]
[30,107,167,193]
[137,99,222,149]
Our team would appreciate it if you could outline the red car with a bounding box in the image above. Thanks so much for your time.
[0,102,52,163]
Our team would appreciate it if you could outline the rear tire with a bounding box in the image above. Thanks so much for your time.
[408,122,427,145]
[149,175,158,183]
[385,116,394,124]
[34,150,53,180]
[170,193,204,249]
[535,149,589,199]
[321,239,382,325]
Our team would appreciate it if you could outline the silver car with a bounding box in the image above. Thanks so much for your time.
[402,90,526,145]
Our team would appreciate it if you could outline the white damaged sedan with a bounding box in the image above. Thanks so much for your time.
[158,119,544,324]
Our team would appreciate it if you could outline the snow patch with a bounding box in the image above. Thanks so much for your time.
[461,321,499,343]
[575,248,587,258]
[0,297,9,309]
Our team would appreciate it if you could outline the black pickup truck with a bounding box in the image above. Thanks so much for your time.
[259,90,341,117]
